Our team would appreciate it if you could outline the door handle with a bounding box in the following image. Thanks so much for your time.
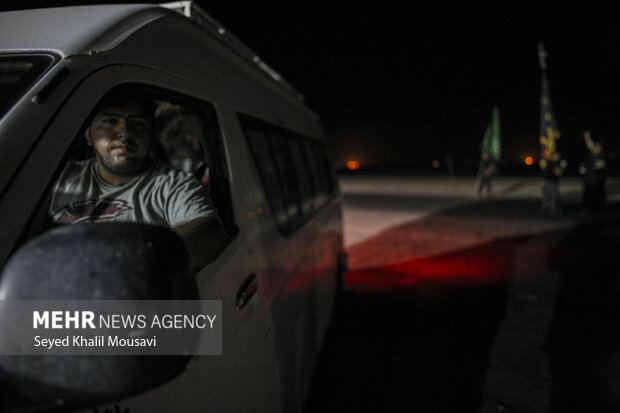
[235,273,258,310]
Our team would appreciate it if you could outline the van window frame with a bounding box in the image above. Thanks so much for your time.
[237,112,337,236]
[18,82,238,248]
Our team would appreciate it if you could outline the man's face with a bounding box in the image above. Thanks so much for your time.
[86,101,153,179]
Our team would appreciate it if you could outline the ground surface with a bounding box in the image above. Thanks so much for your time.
[304,176,620,412]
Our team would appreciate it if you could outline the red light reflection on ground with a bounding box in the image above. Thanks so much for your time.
[344,236,524,294]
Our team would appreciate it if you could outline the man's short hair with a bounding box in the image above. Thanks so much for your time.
[95,90,157,117]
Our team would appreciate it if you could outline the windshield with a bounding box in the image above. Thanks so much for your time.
[0,54,55,118]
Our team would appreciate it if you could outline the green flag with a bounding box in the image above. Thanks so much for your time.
[481,106,501,161]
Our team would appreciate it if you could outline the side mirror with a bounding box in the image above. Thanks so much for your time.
[0,223,198,411]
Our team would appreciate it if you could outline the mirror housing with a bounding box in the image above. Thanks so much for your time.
[0,223,198,411]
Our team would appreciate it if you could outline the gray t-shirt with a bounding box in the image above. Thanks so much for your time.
[50,159,215,227]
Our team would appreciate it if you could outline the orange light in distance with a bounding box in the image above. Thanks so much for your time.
[432,160,440,169]
[524,156,534,166]
[346,160,360,170]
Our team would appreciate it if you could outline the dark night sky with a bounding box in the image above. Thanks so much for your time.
[4,2,620,171]
[203,2,620,170]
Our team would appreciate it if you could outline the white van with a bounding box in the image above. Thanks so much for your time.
[0,2,345,412]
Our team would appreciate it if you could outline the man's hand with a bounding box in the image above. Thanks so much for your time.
[583,130,595,152]
[173,217,229,270]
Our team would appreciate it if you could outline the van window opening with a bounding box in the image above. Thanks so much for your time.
[19,84,238,245]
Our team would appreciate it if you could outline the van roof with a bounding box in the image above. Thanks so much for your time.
[0,5,167,57]
[0,3,304,101]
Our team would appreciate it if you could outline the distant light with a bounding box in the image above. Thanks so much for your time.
[432,160,440,169]
[524,156,534,166]
[346,160,360,170]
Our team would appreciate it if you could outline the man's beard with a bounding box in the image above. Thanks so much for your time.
[95,150,148,176]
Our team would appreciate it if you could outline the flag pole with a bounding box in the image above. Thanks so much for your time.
[538,42,547,72]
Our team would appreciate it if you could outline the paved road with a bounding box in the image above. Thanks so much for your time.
[304,176,620,412]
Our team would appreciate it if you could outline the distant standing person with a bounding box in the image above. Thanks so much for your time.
[580,130,607,212]
[477,151,496,199]
[541,151,567,215]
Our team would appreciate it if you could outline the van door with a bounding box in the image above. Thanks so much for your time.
[0,64,281,411]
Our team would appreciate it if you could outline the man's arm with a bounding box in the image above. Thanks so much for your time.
[584,131,595,152]
[173,216,229,270]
